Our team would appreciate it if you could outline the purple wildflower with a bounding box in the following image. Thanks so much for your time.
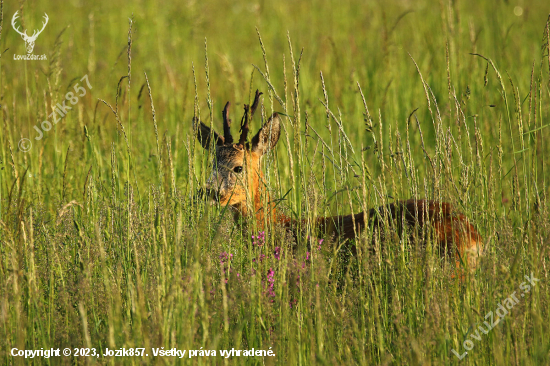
[219,251,233,265]
[253,254,266,263]
[252,230,266,247]
[274,246,281,260]
[265,268,276,299]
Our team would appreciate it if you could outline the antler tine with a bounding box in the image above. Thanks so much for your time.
[40,13,49,31]
[222,101,233,144]
[238,104,250,147]
[31,13,49,39]
[11,11,27,37]
[238,90,263,146]
[249,89,263,117]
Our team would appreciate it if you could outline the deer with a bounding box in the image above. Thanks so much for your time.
[12,11,49,54]
[195,90,483,273]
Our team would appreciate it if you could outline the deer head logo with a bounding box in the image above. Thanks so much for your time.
[12,11,49,54]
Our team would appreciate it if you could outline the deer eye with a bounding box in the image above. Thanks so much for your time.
[233,166,243,173]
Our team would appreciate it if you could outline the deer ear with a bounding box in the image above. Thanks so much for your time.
[194,118,224,150]
[251,113,281,156]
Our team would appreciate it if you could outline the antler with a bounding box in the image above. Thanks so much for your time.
[238,90,263,146]
[222,102,233,144]
[249,89,263,116]
[30,13,48,40]
[11,11,28,37]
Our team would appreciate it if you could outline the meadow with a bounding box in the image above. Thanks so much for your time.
[1,0,549,364]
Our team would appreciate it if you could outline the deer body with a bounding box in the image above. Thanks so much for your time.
[196,91,483,271]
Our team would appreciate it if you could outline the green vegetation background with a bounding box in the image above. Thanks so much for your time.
[1,0,549,364]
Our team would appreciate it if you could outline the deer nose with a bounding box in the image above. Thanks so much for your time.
[204,188,213,198]
[197,187,219,202]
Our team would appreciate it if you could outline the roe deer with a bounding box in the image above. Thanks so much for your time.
[195,90,483,271]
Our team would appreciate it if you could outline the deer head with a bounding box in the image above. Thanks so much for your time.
[195,90,281,219]
[12,11,49,54]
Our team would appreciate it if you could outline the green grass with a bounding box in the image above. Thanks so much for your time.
[1,0,550,364]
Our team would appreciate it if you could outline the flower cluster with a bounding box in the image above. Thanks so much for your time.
[252,231,265,246]
[274,246,282,260]
[253,254,266,263]
[219,251,233,264]
[217,232,324,308]
[252,231,269,263]
[265,268,275,299]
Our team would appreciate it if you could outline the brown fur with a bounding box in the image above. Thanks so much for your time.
[196,103,483,273]
[315,200,483,270]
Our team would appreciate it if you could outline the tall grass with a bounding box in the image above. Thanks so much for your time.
[1,0,549,364]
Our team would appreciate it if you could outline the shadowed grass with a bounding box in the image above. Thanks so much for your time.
[1,0,550,365]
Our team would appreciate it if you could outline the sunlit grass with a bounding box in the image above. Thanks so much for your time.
[1,0,549,364]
